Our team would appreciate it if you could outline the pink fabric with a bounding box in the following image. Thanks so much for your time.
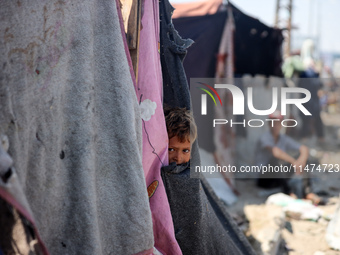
[114,0,138,93]
[115,3,155,255]
[136,1,182,254]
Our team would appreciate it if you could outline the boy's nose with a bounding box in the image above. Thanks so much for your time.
[173,152,182,164]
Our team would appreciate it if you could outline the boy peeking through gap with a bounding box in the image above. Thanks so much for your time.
[162,108,237,254]
[164,107,197,165]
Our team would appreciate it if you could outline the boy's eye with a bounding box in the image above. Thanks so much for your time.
[168,148,174,152]
[183,149,190,153]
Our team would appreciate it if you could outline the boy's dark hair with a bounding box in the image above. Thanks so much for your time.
[164,107,197,144]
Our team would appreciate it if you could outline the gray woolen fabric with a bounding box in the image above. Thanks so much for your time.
[200,178,257,255]
[0,1,154,254]
[161,162,246,255]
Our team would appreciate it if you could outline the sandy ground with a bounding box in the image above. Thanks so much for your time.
[229,179,340,255]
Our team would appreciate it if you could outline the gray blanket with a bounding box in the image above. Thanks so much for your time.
[0,1,154,254]
[161,162,256,255]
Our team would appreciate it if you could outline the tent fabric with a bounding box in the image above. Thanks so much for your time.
[216,5,235,80]
[231,4,283,77]
[161,162,257,255]
[172,0,223,19]
[173,3,283,151]
[175,12,228,153]
[0,1,154,254]
[200,178,257,255]
[172,3,284,78]
[160,0,194,109]
[214,5,237,181]
[136,0,182,254]
[161,162,242,255]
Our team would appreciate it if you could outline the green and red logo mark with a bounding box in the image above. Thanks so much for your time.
[197,82,223,106]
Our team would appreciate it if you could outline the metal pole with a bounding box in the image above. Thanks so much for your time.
[274,0,281,27]
[285,0,293,57]
[316,0,321,57]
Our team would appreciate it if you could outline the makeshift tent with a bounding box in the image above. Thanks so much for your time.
[172,0,284,78]
[0,1,154,254]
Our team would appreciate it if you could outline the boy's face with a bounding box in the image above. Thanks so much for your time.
[168,136,191,165]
